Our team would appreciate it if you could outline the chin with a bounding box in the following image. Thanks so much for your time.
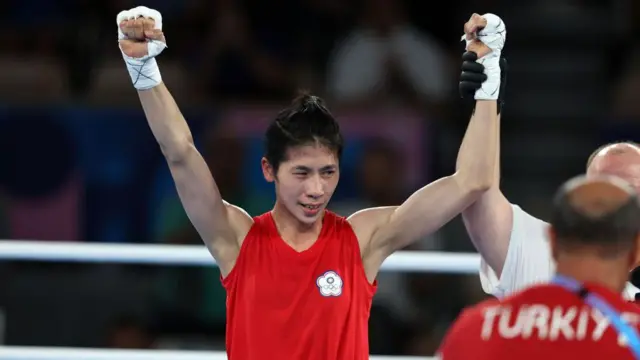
[298,211,322,224]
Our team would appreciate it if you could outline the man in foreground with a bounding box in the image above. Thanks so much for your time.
[439,175,640,359]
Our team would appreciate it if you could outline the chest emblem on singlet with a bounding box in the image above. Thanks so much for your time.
[316,271,343,297]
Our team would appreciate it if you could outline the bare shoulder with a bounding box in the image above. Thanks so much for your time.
[223,201,254,245]
[347,206,397,247]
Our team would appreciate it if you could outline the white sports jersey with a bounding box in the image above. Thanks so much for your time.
[478,204,640,300]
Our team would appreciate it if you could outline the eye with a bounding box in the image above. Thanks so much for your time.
[322,170,336,177]
[293,172,308,177]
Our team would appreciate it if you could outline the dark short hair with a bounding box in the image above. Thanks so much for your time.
[550,182,640,257]
[586,141,640,169]
[264,92,343,173]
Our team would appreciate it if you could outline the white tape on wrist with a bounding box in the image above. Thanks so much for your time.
[461,13,507,100]
[123,56,162,91]
[116,6,166,90]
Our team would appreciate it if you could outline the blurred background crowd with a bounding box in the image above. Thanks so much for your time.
[0,0,638,356]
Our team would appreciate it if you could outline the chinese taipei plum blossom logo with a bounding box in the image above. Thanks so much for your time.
[316,271,343,297]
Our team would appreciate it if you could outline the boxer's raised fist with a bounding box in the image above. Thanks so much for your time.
[463,14,491,58]
[117,7,166,59]
[461,13,506,58]
[120,17,157,41]
[464,14,488,41]
[459,13,506,101]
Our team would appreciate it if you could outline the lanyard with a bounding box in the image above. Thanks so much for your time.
[552,274,640,359]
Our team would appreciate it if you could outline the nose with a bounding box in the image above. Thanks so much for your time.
[305,175,324,199]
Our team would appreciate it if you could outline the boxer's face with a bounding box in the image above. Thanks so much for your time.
[262,143,339,226]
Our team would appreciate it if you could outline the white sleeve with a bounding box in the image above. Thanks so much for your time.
[479,204,555,298]
[326,32,386,100]
[389,27,451,101]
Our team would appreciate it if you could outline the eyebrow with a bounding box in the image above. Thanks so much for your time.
[292,165,337,172]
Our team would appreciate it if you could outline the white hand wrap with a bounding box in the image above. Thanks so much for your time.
[461,13,507,100]
[116,6,167,90]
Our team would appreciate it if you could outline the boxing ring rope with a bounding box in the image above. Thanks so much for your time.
[0,240,468,360]
[0,240,480,273]
[0,346,433,360]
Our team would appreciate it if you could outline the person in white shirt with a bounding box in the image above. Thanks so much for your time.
[462,140,640,300]
[325,0,451,106]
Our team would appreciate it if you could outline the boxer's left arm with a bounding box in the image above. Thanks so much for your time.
[349,13,506,282]
[350,99,498,282]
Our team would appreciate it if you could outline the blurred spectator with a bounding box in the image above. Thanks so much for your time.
[601,42,640,148]
[326,0,452,109]
[403,326,445,356]
[0,0,65,56]
[283,0,358,91]
[368,303,411,354]
[0,112,80,241]
[194,0,299,101]
[107,315,154,349]
[611,48,640,123]
[59,0,118,96]
[332,139,407,215]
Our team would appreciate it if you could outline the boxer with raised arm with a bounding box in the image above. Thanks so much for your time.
[117,8,505,359]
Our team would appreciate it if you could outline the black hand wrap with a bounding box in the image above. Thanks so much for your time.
[458,51,508,114]
[459,51,486,99]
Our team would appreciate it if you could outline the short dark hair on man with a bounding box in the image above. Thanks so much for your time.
[264,91,343,173]
[550,182,640,257]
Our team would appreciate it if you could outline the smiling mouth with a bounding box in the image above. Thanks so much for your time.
[300,203,321,210]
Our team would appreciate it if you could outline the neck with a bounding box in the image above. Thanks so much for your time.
[555,254,629,294]
[271,201,324,244]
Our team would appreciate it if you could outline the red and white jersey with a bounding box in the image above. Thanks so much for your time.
[438,282,640,360]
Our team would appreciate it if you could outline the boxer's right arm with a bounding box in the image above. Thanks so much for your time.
[459,13,553,297]
[117,7,252,277]
[460,121,513,278]
[458,13,513,278]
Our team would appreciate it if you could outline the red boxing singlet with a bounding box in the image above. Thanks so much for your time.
[222,211,377,360]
